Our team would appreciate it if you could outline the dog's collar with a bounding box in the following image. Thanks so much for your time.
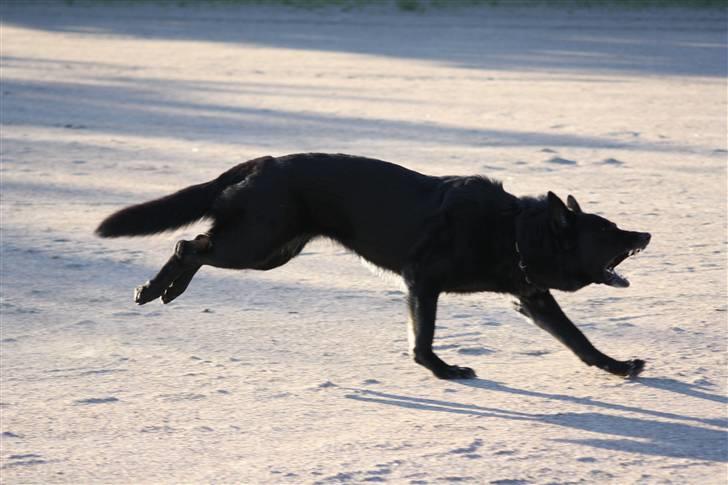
[514,205,547,290]
[514,242,533,285]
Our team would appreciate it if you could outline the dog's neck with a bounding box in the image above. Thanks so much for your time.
[514,241,534,286]
[514,201,551,292]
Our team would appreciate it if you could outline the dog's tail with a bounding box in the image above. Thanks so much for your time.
[95,160,258,238]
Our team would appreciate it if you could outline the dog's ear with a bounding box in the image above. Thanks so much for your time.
[566,194,582,213]
[547,191,571,231]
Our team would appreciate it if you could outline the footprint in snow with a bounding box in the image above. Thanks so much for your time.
[692,377,714,387]
[450,438,483,455]
[112,311,140,318]
[157,393,206,402]
[434,344,460,351]
[79,369,125,376]
[2,454,50,468]
[73,319,96,327]
[74,397,120,405]
[493,450,517,456]
[457,347,494,356]
[140,425,175,433]
[545,156,578,166]
[8,454,42,460]
[520,350,552,357]
[607,130,640,138]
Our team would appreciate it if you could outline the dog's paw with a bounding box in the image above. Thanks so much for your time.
[134,282,159,305]
[625,359,645,379]
[603,359,645,378]
[434,365,477,380]
[161,283,186,304]
[160,288,178,305]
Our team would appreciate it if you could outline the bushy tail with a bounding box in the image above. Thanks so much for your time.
[95,160,259,238]
[95,180,220,238]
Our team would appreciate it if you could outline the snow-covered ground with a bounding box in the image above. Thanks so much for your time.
[1,2,726,483]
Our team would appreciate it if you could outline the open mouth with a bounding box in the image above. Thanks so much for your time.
[603,246,646,288]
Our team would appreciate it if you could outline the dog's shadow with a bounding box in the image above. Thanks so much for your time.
[636,376,727,405]
[344,376,727,463]
[460,376,727,427]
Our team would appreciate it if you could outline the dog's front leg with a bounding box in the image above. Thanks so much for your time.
[406,285,477,380]
[516,291,644,378]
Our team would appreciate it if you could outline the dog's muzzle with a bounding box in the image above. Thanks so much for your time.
[604,232,651,288]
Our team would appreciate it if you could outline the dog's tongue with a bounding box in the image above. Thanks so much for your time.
[605,268,630,288]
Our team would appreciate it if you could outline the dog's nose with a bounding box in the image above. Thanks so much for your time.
[639,232,651,246]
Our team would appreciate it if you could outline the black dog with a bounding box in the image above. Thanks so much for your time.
[97,153,651,379]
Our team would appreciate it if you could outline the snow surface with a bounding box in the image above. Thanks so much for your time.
[1,2,726,483]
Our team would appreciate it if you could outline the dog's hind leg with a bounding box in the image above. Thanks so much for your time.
[516,291,645,378]
[135,195,310,305]
[134,234,211,305]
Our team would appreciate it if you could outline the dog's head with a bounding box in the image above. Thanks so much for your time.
[517,192,651,292]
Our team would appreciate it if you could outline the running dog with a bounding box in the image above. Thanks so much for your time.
[97,153,651,379]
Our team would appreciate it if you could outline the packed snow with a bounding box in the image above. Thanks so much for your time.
[1,2,726,483]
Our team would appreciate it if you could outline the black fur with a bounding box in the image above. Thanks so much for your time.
[97,153,651,379]
[96,160,258,237]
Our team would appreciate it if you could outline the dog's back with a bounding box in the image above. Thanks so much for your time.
[278,154,443,270]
